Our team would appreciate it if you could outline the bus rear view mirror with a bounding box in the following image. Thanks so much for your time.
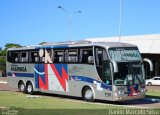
[112,61,118,73]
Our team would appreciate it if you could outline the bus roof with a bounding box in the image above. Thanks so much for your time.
[7,40,137,51]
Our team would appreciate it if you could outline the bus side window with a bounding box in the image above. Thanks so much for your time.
[53,50,64,63]
[81,48,93,64]
[13,52,19,63]
[7,51,13,63]
[88,56,94,63]
[35,57,39,62]
[81,51,88,63]
[30,51,39,63]
[95,47,108,66]
[21,52,28,62]
[45,49,53,63]
[95,48,103,66]
[40,57,45,62]
[67,49,78,63]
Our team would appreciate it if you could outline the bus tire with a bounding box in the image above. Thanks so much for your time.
[18,81,26,93]
[26,82,34,94]
[82,87,94,102]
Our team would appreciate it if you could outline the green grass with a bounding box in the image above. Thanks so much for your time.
[146,91,160,98]
[0,91,123,109]
[0,91,159,115]
[0,91,126,115]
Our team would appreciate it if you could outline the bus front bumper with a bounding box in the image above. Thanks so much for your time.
[112,91,146,101]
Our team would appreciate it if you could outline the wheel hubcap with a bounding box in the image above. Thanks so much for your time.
[85,89,93,99]
[27,85,32,93]
[20,84,25,92]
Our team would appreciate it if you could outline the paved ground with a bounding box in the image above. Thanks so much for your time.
[0,77,7,82]
[146,86,160,92]
[0,77,160,109]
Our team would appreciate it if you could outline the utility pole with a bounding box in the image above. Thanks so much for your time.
[58,6,81,41]
[119,0,122,42]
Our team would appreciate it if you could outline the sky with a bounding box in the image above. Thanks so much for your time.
[0,0,160,48]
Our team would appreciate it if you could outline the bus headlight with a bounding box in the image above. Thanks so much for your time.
[140,88,145,92]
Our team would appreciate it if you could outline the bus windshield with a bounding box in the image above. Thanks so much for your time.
[113,62,144,86]
[108,47,141,61]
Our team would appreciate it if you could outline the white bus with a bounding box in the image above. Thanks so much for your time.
[7,41,146,101]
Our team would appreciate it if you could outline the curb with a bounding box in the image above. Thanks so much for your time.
[147,90,160,92]
[0,81,7,84]
[143,98,160,103]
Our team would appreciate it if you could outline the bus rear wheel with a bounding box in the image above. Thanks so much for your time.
[18,82,26,93]
[82,87,94,102]
[26,82,34,94]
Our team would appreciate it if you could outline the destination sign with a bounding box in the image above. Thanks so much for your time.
[109,48,141,61]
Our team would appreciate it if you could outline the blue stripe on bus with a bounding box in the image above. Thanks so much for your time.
[35,45,68,49]
[70,76,112,91]
[7,72,34,78]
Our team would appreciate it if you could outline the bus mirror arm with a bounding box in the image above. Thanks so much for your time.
[143,58,153,71]
[112,61,118,73]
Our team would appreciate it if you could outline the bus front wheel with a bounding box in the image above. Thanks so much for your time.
[26,82,34,94]
[82,87,94,102]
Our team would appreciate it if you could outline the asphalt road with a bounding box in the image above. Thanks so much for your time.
[0,77,160,109]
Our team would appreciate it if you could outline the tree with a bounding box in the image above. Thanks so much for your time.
[5,43,22,49]
[39,42,47,45]
[0,43,22,56]
[0,57,6,71]
[0,43,22,76]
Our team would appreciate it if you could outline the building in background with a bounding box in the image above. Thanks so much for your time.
[87,34,160,79]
